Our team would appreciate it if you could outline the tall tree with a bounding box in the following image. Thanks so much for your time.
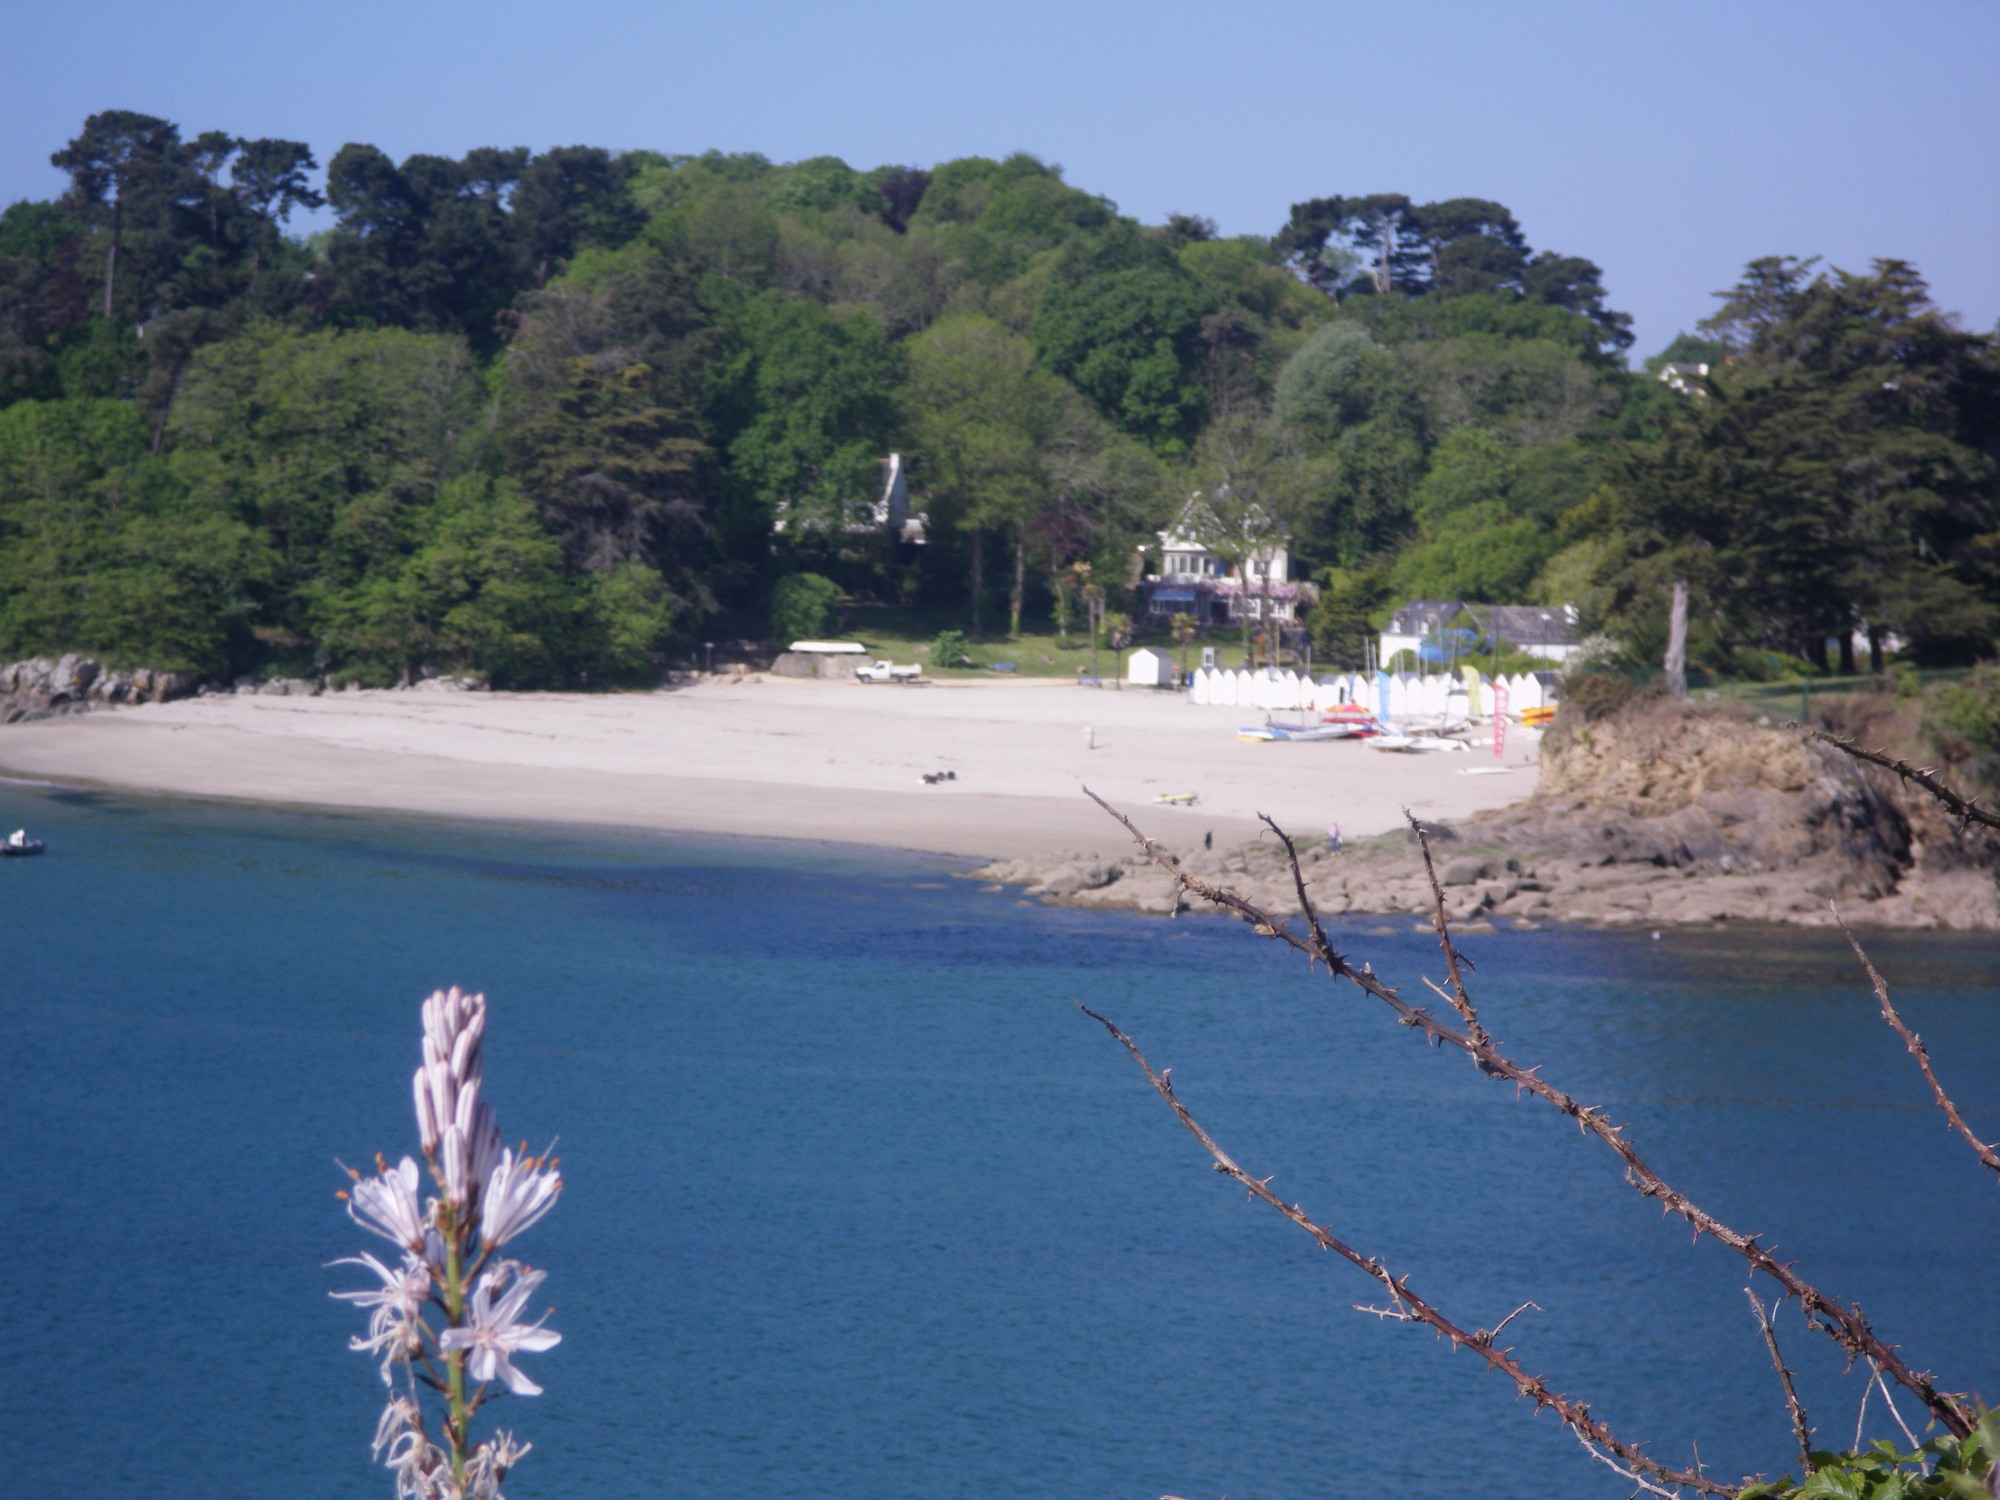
[1277,194,1424,298]
[324,145,522,346]
[512,147,642,286]
[1278,192,1634,350]
[50,110,188,320]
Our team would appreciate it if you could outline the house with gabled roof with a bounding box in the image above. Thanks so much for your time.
[1142,493,1315,628]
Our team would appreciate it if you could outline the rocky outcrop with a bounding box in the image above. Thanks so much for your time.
[0,655,199,723]
[0,656,506,720]
[1472,703,1914,908]
[971,701,2000,931]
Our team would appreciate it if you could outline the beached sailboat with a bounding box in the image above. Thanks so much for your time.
[1236,720,1358,742]
[1371,732,1471,754]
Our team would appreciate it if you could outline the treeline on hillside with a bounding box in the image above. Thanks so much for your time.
[1,109,1995,686]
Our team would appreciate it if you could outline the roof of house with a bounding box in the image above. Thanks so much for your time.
[1384,600,1466,638]
[1159,491,1287,550]
[1384,600,1579,648]
[1473,604,1579,647]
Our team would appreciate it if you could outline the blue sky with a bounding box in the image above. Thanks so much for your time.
[5,0,1995,361]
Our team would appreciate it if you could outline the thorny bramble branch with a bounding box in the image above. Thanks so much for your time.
[1078,1002,1736,1497]
[1834,910,2000,1181]
[1404,812,1490,1049]
[1079,787,1974,1440]
[1805,728,2000,835]
[1746,1289,1815,1477]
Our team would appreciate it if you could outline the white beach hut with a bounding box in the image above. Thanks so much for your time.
[1126,647,1175,688]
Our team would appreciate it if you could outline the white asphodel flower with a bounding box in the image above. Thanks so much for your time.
[479,1148,561,1250]
[418,987,487,1156]
[417,987,505,1208]
[371,1395,454,1499]
[347,1156,430,1252]
[465,1431,532,1499]
[332,1251,433,1382]
[438,1262,561,1396]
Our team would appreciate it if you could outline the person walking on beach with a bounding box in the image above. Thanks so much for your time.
[1327,822,1342,855]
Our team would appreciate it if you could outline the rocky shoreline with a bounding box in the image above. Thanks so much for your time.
[0,654,200,722]
[0,654,495,724]
[969,701,2000,932]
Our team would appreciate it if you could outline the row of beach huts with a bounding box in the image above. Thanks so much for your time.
[1185,666,1555,718]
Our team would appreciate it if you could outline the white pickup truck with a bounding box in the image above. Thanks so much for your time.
[854,659,923,684]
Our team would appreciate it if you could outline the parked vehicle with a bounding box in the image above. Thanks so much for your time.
[855,660,923,684]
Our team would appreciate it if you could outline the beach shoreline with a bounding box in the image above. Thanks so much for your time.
[0,676,1543,862]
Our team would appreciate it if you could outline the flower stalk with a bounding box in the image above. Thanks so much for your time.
[333,987,561,1500]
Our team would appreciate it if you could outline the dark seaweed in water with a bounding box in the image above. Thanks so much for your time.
[0,781,1996,1500]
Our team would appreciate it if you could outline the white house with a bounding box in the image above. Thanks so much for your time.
[772,453,928,545]
[1657,362,1711,397]
[1143,493,1314,627]
[1379,599,1584,669]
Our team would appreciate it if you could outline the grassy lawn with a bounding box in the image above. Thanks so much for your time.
[1689,665,1966,706]
[837,602,1273,680]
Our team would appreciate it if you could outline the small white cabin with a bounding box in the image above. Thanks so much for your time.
[1126,646,1177,688]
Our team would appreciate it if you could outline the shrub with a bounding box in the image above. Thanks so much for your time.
[1557,671,1642,721]
[930,629,974,668]
[1922,665,2000,778]
[768,572,842,646]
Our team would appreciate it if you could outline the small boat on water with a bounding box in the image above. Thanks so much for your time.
[3,827,44,856]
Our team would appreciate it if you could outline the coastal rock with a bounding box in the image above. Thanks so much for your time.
[0,656,203,720]
[88,669,134,704]
[48,654,99,698]
[1039,861,1119,898]
[969,699,1997,931]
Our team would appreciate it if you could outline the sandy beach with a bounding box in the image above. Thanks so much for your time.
[0,676,1541,858]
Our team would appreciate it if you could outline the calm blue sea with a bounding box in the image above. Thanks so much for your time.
[2,780,1997,1500]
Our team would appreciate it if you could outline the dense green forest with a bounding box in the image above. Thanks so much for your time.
[1,109,1995,686]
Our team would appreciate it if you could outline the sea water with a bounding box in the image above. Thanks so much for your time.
[1,780,1996,1500]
